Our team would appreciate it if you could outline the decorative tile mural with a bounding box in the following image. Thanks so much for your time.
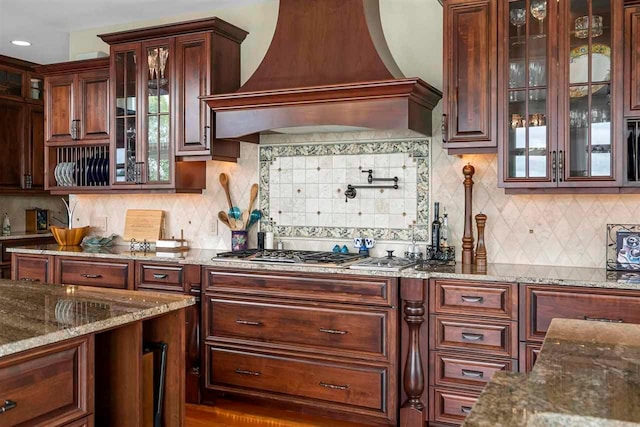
[259,139,430,241]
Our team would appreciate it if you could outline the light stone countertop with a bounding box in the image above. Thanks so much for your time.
[8,244,640,290]
[0,231,52,241]
[462,319,640,426]
[0,280,194,358]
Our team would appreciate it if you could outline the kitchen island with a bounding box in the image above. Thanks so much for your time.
[0,279,194,427]
[462,318,640,426]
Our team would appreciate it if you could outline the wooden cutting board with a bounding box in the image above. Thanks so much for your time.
[123,209,164,242]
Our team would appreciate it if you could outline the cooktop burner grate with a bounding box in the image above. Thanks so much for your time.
[215,249,364,264]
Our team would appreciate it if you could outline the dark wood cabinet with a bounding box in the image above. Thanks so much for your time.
[77,70,110,142]
[498,0,624,190]
[55,257,134,289]
[173,28,246,161]
[44,74,75,144]
[136,261,202,404]
[11,252,54,283]
[443,0,497,152]
[42,61,110,146]
[203,268,398,425]
[521,284,640,342]
[0,99,25,189]
[27,105,45,189]
[519,342,541,373]
[98,18,247,192]
[0,336,92,427]
[37,58,111,194]
[426,279,518,426]
[625,4,640,117]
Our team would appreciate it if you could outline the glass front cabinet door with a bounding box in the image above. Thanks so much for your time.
[499,0,623,189]
[110,39,175,188]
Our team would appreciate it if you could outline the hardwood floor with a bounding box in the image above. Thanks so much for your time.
[185,402,371,427]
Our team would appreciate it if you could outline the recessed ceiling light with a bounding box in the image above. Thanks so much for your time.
[11,40,31,47]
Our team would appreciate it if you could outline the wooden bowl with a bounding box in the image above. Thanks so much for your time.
[50,226,90,246]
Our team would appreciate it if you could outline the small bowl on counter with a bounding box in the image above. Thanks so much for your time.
[50,226,90,246]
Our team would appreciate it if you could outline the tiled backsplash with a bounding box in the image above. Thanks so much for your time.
[0,196,67,231]
[70,101,640,268]
[260,139,429,241]
[71,143,260,250]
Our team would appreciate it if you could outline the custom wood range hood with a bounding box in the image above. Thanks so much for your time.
[201,0,442,140]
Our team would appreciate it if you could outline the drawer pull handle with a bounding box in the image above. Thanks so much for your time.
[235,369,260,376]
[0,400,16,414]
[80,274,102,279]
[584,316,623,323]
[461,406,472,415]
[153,273,168,279]
[319,382,349,390]
[235,320,263,326]
[461,332,484,341]
[20,278,39,282]
[461,295,484,303]
[461,369,484,378]
[319,328,348,335]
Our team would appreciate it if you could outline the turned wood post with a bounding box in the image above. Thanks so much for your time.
[462,164,475,265]
[475,213,487,268]
[400,278,426,427]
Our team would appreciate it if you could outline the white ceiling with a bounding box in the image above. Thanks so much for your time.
[0,0,266,64]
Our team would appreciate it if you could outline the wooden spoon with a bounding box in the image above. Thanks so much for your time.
[242,209,250,229]
[248,183,259,212]
[218,211,231,228]
[219,173,234,211]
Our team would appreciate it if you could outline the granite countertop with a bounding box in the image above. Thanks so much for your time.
[0,231,53,241]
[0,279,194,358]
[462,319,640,426]
[9,244,640,290]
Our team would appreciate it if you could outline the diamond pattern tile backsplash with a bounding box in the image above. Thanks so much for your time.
[71,101,640,268]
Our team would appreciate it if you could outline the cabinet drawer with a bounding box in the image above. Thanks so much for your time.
[12,254,52,283]
[0,337,91,427]
[430,279,516,319]
[519,342,542,373]
[206,298,388,357]
[205,269,396,307]
[136,263,184,292]
[56,257,133,289]
[207,346,387,413]
[430,315,517,358]
[430,351,516,389]
[522,285,640,342]
[430,387,480,425]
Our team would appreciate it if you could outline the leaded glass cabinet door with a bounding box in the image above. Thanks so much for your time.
[559,0,622,185]
[142,39,173,186]
[500,0,557,187]
[112,44,141,186]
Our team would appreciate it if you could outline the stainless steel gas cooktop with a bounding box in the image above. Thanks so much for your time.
[215,249,364,265]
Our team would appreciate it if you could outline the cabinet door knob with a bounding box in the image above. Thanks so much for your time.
[153,273,168,279]
[552,150,557,182]
[461,406,472,415]
[80,274,102,279]
[20,277,40,282]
